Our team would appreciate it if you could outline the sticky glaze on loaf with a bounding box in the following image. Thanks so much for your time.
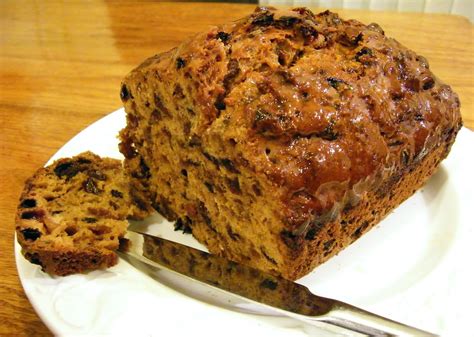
[119,7,462,280]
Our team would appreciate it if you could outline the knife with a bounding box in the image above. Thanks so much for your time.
[118,229,438,337]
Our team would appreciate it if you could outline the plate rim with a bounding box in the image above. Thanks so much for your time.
[14,109,474,336]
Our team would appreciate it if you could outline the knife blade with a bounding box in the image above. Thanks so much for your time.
[118,229,438,337]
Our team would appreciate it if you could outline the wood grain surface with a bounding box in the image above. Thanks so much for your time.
[0,1,472,335]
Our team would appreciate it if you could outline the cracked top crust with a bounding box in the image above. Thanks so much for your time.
[121,7,462,232]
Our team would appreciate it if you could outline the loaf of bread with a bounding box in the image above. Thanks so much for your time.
[119,7,462,280]
[15,152,152,276]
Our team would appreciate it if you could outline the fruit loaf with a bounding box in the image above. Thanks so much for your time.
[119,7,462,280]
[15,151,152,276]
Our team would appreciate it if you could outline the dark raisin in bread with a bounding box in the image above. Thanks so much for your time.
[119,7,462,280]
[15,151,152,276]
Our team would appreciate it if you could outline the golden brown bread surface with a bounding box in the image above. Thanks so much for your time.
[15,152,151,276]
[119,7,462,280]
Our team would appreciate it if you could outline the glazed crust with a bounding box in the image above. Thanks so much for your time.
[15,152,152,276]
[119,7,462,279]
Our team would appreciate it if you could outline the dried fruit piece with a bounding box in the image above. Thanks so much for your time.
[21,228,42,241]
[83,177,100,194]
[20,199,37,208]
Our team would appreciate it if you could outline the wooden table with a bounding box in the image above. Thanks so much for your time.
[0,1,472,335]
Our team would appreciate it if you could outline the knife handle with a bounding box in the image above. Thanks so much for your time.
[292,300,438,336]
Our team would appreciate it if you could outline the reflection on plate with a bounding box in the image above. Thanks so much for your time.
[15,109,474,336]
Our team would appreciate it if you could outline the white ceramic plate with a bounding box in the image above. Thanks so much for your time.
[15,109,474,336]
